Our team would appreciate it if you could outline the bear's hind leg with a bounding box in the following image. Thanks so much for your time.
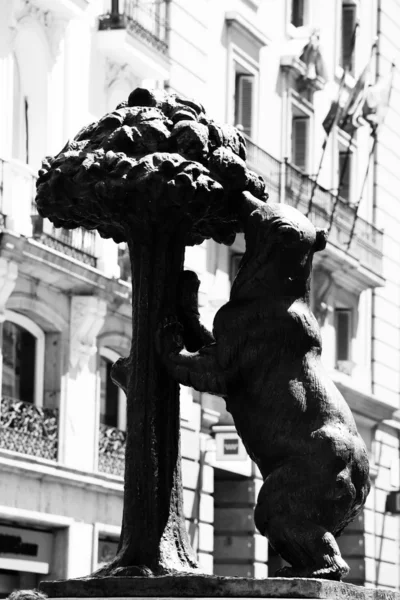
[269,521,349,580]
[255,472,349,580]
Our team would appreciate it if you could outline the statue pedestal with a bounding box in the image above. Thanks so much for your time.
[40,576,400,600]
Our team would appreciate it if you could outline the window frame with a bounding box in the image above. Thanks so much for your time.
[286,0,310,37]
[3,309,45,407]
[227,44,259,143]
[337,128,357,205]
[99,347,126,432]
[334,307,353,365]
[288,91,314,174]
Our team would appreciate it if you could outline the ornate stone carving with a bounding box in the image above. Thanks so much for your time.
[11,0,67,62]
[70,296,107,370]
[0,258,18,322]
[35,87,267,578]
[160,200,370,580]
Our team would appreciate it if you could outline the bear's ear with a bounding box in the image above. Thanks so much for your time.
[314,228,328,252]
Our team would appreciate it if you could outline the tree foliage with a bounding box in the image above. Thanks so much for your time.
[36,88,267,246]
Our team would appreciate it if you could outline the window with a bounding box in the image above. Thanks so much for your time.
[118,243,131,282]
[341,3,357,75]
[335,308,352,363]
[292,115,309,172]
[1,312,44,406]
[291,0,305,27]
[2,322,35,403]
[338,149,352,202]
[234,72,254,138]
[99,348,126,431]
[100,357,119,428]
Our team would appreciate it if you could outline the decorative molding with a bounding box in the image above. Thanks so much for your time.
[11,0,68,63]
[225,11,270,49]
[70,296,107,370]
[105,58,135,90]
[0,259,18,322]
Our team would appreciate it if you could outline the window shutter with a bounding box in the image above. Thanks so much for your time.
[291,0,304,27]
[235,74,254,138]
[342,4,356,73]
[339,150,351,202]
[335,308,351,362]
[292,116,308,172]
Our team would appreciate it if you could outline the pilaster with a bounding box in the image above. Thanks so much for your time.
[61,295,107,472]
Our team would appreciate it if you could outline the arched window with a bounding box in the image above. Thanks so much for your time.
[99,348,126,431]
[2,311,45,406]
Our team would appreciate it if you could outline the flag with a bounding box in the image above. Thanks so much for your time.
[339,43,377,129]
[322,100,341,135]
[299,29,328,83]
[363,63,395,129]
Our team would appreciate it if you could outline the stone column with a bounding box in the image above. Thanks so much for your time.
[0,258,18,396]
[60,295,107,472]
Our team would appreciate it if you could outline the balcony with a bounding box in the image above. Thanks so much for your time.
[98,424,126,478]
[242,136,384,288]
[285,162,384,290]
[31,211,98,269]
[245,136,281,203]
[97,1,170,80]
[0,397,58,461]
[0,157,98,268]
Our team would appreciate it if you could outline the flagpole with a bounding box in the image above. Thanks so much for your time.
[306,20,359,218]
[346,136,377,249]
[346,59,395,249]
[327,40,378,235]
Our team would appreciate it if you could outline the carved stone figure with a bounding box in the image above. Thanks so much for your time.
[159,195,371,580]
[35,88,267,576]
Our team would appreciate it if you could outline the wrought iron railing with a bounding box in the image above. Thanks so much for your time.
[31,201,98,268]
[98,0,169,54]
[284,161,383,276]
[98,424,126,477]
[0,397,58,461]
[244,136,281,203]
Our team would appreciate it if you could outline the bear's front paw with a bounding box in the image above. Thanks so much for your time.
[156,317,184,356]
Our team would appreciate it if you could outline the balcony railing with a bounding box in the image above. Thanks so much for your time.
[0,397,58,461]
[0,157,98,267]
[31,211,98,268]
[242,137,383,277]
[98,0,169,54]
[98,423,126,477]
[245,136,281,204]
[284,162,383,276]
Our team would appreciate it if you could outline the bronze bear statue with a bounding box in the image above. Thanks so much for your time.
[159,196,371,580]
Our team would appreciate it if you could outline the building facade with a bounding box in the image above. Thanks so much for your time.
[0,0,399,593]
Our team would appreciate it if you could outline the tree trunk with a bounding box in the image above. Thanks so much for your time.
[104,233,198,575]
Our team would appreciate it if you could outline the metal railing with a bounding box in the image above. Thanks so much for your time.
[244,136,281,203]
[0,397,58,461]
[98,0,169,54]
[31,197,98,268]
[284,161,383,276]
[98,424,126,477]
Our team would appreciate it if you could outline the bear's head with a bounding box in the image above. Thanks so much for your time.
[231,201,327,301]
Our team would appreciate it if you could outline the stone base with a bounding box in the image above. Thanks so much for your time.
[39,576,400,600]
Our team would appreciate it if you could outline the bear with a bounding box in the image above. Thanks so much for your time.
[158,195,371,580]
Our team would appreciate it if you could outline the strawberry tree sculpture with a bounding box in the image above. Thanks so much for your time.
[35,88,267,577]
